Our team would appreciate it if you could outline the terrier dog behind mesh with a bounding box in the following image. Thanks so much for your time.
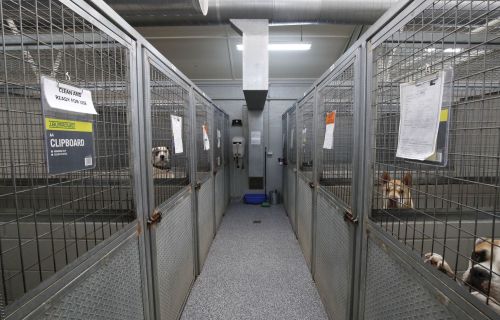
[425,239,500,313]
[152,146,171,170]
[152,146,176,179]
[380,172,414,209]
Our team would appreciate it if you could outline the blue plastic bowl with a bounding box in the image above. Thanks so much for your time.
[244,194,267,205]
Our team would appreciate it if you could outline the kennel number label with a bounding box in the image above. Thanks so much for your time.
[44,118,96,174]
[41,76,97,115]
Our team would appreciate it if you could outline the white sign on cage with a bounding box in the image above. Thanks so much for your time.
[217,129,221,148]
[323,111,336,149]
[171,115,183,154]
[41,76,97,115]
[396,71,446,161]
[203,124,210,150]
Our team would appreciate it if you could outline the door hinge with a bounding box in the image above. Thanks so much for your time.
[147,209,163,226]
[344,210,358,225]
[195,182,202,190]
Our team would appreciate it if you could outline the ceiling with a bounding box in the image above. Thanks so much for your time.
[135,24,359,81]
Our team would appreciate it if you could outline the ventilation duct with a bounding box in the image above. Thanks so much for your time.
[108,0,401,26]
[106,0,209,19]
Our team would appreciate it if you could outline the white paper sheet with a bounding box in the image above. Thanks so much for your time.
[217,129,221,148]
[251,131,261,145]
[41,76,97,115]
[323,111,336,149]
[302,128,307,144]
[396,73,444,161]
[203,125,210,150]
[290,128,295,149]
[171,115,183,154]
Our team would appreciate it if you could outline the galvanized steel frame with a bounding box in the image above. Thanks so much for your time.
[282,0,500,319]
[2,0,230,318]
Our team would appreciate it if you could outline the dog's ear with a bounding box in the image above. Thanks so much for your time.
[403,173,412,187]
[381,172,391,185]
[475,238,488,246]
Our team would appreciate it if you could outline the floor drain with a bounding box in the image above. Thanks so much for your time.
[253,220,261,224]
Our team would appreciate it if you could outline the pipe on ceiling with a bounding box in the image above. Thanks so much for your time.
[108,0,401,26]
[106,0,209,18]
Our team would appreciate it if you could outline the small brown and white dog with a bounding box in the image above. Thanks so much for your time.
[380,172,414,209]
[152,146,171,171]
[425,239,500,313]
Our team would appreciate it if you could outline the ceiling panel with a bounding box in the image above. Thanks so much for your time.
[137,24,354,80]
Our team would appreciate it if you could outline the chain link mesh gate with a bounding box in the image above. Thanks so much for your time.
[0,0,145,318]
[365,0,500,318]
[287,106,297,234]
[314,56,358,320]
[214,108,225,230]
[195,92,214,271]
[297,93,315,271]
[224,114,230,207]
[144,52,194,320]
[282,113,288,214]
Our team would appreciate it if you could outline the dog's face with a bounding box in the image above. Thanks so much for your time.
[380,172,414,209]
[152,146,171,170]
[463,239,500,300]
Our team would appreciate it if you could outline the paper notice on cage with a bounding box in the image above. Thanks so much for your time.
[217,129,221,148]
[396,74,444,161]
[171,115,183,154]
[302,128,307,144]
[41,76,97,115]
[203,124,210,150]
[323,111,336,149]
[251,131,261,145]
[290,128,295,149]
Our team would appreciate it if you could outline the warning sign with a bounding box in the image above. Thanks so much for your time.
[45,117,95,174]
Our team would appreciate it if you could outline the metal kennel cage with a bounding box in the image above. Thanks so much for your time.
[213,108,224,170]
[195,93,212,182]
[0,0,135,306]
[314,54,359,320]
[298,93,315,178]
[318,63,356,208]
[282,112,288,212]
[286,106,297,232]
[369,0,500,311]
[148,62,191,207]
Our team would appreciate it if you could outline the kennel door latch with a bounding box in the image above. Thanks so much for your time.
[344,210,358,225]
[147,209,163,227]
[308,182,315,189]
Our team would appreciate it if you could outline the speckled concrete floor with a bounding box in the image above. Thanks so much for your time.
[181,203,328,320]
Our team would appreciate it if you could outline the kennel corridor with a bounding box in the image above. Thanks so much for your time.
[181,203,327,320]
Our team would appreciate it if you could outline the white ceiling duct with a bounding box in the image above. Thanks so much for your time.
[108,0,401,26]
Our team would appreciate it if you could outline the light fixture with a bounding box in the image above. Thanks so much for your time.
[444,48,462,53]
[236,43,312,52]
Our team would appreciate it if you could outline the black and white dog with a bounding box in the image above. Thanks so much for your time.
[152,146,171,170]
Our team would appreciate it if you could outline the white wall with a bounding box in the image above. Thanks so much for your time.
[196,80,312,199]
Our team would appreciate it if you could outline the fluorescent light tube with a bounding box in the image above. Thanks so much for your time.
[237,43,312,51]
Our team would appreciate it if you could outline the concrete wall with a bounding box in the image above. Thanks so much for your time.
[196,80,312,199]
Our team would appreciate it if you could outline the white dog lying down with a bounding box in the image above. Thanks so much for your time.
[425,238,500,313]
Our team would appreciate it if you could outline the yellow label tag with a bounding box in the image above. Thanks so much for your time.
[439,109,449,122]
[45,118,93,132]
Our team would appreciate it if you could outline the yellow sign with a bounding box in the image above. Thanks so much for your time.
[45,117,93,132]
